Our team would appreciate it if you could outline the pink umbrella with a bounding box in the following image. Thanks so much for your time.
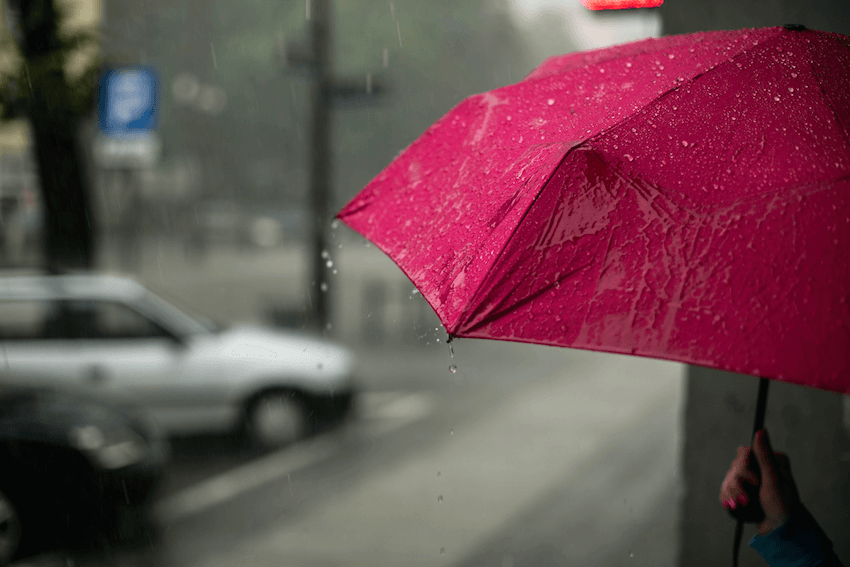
[338,24,850,563]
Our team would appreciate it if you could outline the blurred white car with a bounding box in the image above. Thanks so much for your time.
[0,274,356,451]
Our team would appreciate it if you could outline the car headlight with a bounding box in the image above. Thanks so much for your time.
[70,425,147,470]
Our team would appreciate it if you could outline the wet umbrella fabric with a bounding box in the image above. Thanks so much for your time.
[338,26,850,396]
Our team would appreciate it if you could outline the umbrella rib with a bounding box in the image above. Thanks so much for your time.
[459,259,597,337]
[578,33,787,153]
[803,40,850,151]
[452,145,581,335]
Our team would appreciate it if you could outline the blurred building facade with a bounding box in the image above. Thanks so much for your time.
[657,1,850,565]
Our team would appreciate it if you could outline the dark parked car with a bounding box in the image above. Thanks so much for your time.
[0,377,168,565]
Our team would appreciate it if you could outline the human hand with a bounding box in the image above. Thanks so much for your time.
[719,429,801,536]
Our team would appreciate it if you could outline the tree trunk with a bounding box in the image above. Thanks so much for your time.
[18,0,96,273]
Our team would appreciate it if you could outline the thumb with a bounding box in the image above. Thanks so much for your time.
[752,429,779,487]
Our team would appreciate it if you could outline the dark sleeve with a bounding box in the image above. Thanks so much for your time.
[749,505,845,567]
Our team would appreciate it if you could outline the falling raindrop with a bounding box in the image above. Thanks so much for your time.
[450,428,454,435]
[448,343,454,358]
[629,551,634,558]
[321,250,329,259]
[440,548,446,556]
[437,471,441,477]
[330,220,339,229]
[332,269,338,274]
[437,495,443,502]
[449,364,458,374]
[326,260,333,268]
[320,282,328,292]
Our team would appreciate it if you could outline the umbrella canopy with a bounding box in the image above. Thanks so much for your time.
[338,26,850,396]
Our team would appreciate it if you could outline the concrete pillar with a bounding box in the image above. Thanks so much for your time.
[657,0,850,564]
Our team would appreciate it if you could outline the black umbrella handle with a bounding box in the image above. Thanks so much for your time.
[730,377,770,567]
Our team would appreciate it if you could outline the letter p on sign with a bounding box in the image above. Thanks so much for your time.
[581,0,662,8]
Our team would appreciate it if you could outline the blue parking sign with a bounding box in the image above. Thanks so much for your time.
[98,67,158,136]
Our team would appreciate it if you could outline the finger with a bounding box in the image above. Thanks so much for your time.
[739,468,760,486]
[752,429,779,486]
[720,478,753,503]
[731,447,753,473]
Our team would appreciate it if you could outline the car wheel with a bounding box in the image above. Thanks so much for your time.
[0,488,22,566]
[245,392,309,452]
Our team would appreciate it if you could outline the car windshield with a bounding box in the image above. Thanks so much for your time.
[139,291,220,336]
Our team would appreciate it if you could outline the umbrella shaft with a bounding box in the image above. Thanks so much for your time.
[751,377,770,437]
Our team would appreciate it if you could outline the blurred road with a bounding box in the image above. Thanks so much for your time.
[17,339,685,567]
[10,239,686,566]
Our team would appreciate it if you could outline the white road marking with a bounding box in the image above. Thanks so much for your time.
[359,391,436,435]
[155,436,338,523]
[155,391,435,523]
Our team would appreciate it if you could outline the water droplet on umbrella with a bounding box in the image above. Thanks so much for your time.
[624,154,634,161]
[791,72,798,78]
[547,98,555,105]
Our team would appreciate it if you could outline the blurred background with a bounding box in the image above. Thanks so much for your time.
[0,0,847,566]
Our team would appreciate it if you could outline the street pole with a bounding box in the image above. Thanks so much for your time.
[277,0,388,333]
[308,0,332,333]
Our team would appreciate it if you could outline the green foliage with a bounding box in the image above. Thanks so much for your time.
[0,8,105,122]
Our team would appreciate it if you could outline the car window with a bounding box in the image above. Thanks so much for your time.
[72,300,171,340]
[0,300,51,340]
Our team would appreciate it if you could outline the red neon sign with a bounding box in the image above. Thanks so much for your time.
[581,0,663,9]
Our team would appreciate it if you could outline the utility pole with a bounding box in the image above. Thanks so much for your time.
[277,0,388,333]
[308,0,332,333]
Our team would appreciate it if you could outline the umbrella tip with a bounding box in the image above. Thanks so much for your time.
[783,24,807,31]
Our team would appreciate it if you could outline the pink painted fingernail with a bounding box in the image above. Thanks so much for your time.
[737,493,748,506]
[727,498,737,510]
